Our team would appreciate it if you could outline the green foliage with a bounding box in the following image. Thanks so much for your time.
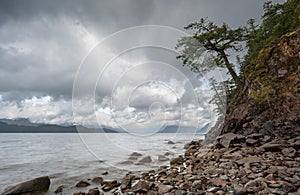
[245,0,300,65]
[176,18,246,86]
[177,0,300,116]
[209,78,237,116]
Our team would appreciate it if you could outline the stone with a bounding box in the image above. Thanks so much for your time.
[175,190,187,195]
[157,184,174,193]
[120,174,134,192]
[76,180,91,187]
[119,160,134,165]
[246,138,258,146]
[192,180,202,190]
[210,178,227,187]
[170,156,184,166]
[91,177,103,185]
[131,180,150,193]
[260,143,283,152]
[244,177,267,189]
[101,180,119,192]
[222,152,243,161]
[217,133,245,148]
[129,152,143,160]
[55,185,67,194]
[130,152,143,157]
[167,140,175,144]
[279,181,297,193]
[2,176,50,195]
[137,156,152,164]
[237,156,261,165]
[207,187,220,193]
[164,151,174,156]
[101,171,108,175]
[204,168,224,175]
[281,147,296,157]
[73,192,85,195]
[158,155,169,162]
[215,190,225,195]
[87,188,101,195]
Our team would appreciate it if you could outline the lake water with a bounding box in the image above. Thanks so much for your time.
[0,133,204,194]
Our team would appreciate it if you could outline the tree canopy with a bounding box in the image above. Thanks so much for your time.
[245,0,300,65]
[176,18,247,87]
[176,0,300,116]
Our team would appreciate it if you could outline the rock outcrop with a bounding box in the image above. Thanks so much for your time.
[221,29,300,138]
[1,176,50,195]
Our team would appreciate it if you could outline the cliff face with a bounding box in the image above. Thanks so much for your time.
[220,29,300,138]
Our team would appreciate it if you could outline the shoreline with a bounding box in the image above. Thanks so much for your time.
[66,133,299,195]
[1,132,299,195]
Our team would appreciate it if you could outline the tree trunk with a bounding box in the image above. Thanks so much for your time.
[220,50,242,87]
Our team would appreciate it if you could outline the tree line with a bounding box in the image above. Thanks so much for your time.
[176,0,300,115]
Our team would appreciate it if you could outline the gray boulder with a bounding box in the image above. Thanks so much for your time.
[1,176,50,195]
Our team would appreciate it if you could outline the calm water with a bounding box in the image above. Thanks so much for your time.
[0,133,204,194]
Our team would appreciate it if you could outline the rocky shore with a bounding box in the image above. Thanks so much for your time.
[56,131,298,195]
[2,131,298,195]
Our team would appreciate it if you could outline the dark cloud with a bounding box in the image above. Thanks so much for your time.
[0,0,285,125]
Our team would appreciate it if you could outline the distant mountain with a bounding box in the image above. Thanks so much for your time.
[157,123,210,134]
[0,118,122,133]
[0,118,41,126]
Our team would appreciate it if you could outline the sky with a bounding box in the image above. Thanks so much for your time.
[0,0,284,132]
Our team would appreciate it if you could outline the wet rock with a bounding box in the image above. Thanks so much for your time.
[120,174,134,192]
[167,140,175,144]
[170,156,184,166]
[164,151,174,156]
[87,188,101,195]
[157,184,174,193]
[158,155,169,162]
[101,180,120,192]
[55,185,66,194]
[101,171,108,175]
[119,160,134,165]
[91,177,103,185]
[131,180,150,193]
[73,192,85,195]
[129,152,143,160]
[2,176,50,195]
[76,180,91,188]
[130,152,143,156]
[137,156,152,164]
[217,133,245,148]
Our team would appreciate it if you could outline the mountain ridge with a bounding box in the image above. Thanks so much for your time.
[0,118,121,133]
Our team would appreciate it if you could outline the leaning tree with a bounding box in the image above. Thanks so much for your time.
[176,18,248,87]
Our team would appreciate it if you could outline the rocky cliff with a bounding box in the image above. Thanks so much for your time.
[220,29,300,138]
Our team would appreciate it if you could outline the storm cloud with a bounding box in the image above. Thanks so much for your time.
[0,0,284,130]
